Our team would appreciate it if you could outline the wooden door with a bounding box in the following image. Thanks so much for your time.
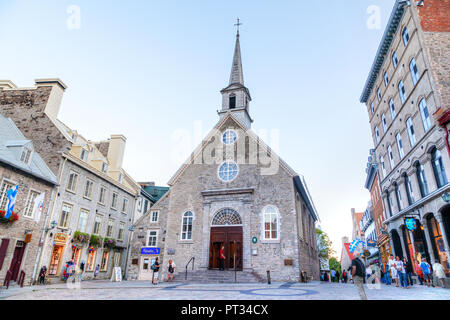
[9,241,26,281]
[209,227,242,270]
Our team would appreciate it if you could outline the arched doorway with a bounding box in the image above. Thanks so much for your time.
[209,208,243,270]
[426,213,450,275]
[391,229,403,259]
[411,220,430,263]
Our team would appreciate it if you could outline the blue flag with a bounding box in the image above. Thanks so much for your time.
[5,185,19,219]
[349,238,362,253]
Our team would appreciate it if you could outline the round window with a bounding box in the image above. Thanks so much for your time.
[218,161,239,182]
[222,129,237,145]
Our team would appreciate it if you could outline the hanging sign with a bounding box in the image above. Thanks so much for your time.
[252,237,257,244]
[141,247,160,255]
[404,218,417,231]
[367,239,377,247]
[442,193,450,203]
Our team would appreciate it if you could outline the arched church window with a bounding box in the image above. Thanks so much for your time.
[218,161,239,182]
[181,211,193,240]
[263,205,279,240]
[229,94,236,109]
[212,208,242,226]
[222,129,238,145]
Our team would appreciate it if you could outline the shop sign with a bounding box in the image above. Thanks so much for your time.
[442,193,450,203]
[367,239,376,247]
[24,234,32,243]
[140,247,160,255]
[54,233,68,243]
[404,218,417,231]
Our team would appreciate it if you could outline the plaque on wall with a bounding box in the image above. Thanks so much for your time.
[167,249,175,255]
[132,258,139,265]
[284,259,293,266]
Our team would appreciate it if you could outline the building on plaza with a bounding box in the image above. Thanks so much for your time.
[360,204,379,263]
[129,29,320,282]
[351,208,364,241]
[360,0,450,285]
[340,236,355,272]
[365,149,392,264]
[0,79,140,283]
[0,114,58,286]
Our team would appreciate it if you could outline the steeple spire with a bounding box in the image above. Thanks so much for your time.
[229,19,244,85]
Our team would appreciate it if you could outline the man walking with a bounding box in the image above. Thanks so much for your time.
[351,251,367,300]
[420,258,432,287]
[383,261,391,285]
[331,269,336,282]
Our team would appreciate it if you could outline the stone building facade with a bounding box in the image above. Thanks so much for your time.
[130,31,320,283]
[360,0,450,284]
[0,114,57,286]
[0,79,140,283]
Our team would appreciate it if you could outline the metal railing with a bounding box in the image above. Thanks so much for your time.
[3,270,12,289]
[185,257,195,280]
[18,270,26,287]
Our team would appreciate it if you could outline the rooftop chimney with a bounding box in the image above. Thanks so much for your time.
[107,134,127,170]
[35,78,67,119]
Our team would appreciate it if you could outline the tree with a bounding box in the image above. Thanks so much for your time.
[316,228,335,261]
[329,257,342,274]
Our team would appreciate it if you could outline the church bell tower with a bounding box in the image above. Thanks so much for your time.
[218,20,253,128]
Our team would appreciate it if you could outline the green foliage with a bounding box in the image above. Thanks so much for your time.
[329,257,342,274]
[73,231,90,244]
[89,234,102,247]
[316,228,335,260]
[103,237,117,249]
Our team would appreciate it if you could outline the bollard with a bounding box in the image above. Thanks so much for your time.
[267,270,271,285]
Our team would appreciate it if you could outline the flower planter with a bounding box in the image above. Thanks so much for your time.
[0,210,19,224]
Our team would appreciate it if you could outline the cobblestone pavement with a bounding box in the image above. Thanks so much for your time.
[1,280,449,300]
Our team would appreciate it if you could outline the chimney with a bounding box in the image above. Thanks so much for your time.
[35,78,67,119]
[0,80,17,89]
[107,134,127,170]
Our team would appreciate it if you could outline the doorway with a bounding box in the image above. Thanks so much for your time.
[9,241,26,281]
[209,226,243,270]
[48,245,64,276]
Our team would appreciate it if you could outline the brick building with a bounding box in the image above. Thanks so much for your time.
[0,114,58,286]
[0,79,140,283]
[129,31,320,283]
[360,0,450,285]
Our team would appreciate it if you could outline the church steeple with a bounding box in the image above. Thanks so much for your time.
[219,19,253,128]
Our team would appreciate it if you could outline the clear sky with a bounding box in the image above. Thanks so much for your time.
[0,0,396,256]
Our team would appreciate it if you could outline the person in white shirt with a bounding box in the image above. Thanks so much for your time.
[432,260,446,288]
[167,259,176,282]
[395,256,407,288]
[388,255,399,287]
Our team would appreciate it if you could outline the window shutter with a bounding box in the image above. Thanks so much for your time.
[0,238,10,270]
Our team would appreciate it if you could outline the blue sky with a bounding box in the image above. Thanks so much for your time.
[0,0,396,255]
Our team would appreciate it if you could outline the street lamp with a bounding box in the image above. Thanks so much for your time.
[45,220,57,233]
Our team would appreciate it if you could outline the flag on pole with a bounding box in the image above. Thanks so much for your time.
[5,185,19,219]
[33,192,45,223]
[349,238,362,253]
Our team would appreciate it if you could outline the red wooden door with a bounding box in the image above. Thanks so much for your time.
[209,227,242,270]
[9,241,26,281]
[0,238,10,270]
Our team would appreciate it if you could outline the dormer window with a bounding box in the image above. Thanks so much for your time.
[80,148,88,161]
[102,162,108,173]
[229,94,236,109]
[20,147,32,164]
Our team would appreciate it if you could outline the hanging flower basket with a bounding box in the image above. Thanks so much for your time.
[89,234,102,248]
[88,246,95,253]
[103,237,116,249]
[0,210,19,224]
[73,231,90,244]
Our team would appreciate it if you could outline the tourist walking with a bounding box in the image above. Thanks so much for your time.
[420,258,433,287]
[167,259,176,282]
[389,255,399,287]
[38,266,47,285]
[395,256,408,288]
[152,257,160,285]
[403,258,413,286]
[432,260,446,288]
[415,260,424,285]
[94,264,100,279]
[342,270,348,283]
[382,261,391,285]
[351,251,367,300]
[331,269,336,282]
[219,245,226,271]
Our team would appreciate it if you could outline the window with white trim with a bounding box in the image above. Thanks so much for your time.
[118,222,125,241]
[263,205,279,240]
[20,147,32,164]
[392,51,398,68]
[406,118,416,147]
[78,209,89,233]
[375,126,380,144]
[218,161,239,182]
[80,149,88,162]
[388,145,395,169]
[84,179,94,199]
[66,171,78,193]
[396,133,404,158]
[381,113,387,133]
[23,190,39,218]
[93,214,102,235]
[181,211,193,240]
[151,211,159,222]
[377,88,381,101]
[410,58,419,85]
[111,192,118,209]
[101,162,108,173]
[402,27,409,46]
[0,181,13,211]
[399,81,406,104]
[371,102,374,114]
[121,198,128,214]
[389,99,396,120]
[380,156,386,178]
[384,72,389,86]
[107,219,115,238]
[147,230,158,247]
[59,204,72,229]
[419,99,431,132]
[222,129,238,145]
[98,186,107,205]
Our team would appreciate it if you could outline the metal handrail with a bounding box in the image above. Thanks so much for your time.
[3,270,12,289]
[18,270,26,287]
[185,257,195,280]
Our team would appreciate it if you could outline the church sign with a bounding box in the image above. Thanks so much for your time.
[141,247,160,255]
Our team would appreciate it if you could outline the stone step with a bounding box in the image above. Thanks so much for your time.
[171,270,263,283]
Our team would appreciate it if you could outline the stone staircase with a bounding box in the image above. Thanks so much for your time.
[172,269,264,283]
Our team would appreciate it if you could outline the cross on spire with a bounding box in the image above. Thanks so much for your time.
[234,18,242,35]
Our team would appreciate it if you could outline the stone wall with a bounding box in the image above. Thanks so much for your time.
[0,164,54,286]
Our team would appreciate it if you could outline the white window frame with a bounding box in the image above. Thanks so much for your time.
[388,145,395,169]
[419,99,431,132]
[222,129,238,145]
[106,219,115,238]
[218,161,239,182]
[101,162,108,173]
[406,118,416,147]
[392,51,398,68]
[66,171,79,193]
[83,178,94,200]
[98,186,107,205]
[121,197,128,214]
[118,222,125,241]
[384,72,389,86]
[0,180,15,211]
[59,203,72,229]
[180,211,194,241]
[77,209,89,233]
[151,210,159,222]
[389,99,396,120]
[262,205,280,241]
[381,113,387,133]
[398,81,406,104]
[147,230,158,247]
[20,147,33,165]
[402,27,409,46]
[111,192,119,210]
[80,148,88,162]
[410,58,419,85]
[396,133,404,158]
[23,189,40,218]
[93,214,103,235]
[377,88,381,101]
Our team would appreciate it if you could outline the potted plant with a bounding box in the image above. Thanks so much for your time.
[73,231,90,244]
[103,237,116,249]
[89,234,102,247]
[0,210,19,224]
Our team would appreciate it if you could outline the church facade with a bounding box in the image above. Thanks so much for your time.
[128,30,320,282]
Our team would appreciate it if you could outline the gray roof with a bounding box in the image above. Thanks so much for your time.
[0,114,58,185]
[360,0,409,103]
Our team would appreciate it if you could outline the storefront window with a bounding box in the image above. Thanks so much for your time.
[86,249,97,272]
[100,251,109,271]
[48,245,64,276]
[71,247,81,268]
[428,216,450,274]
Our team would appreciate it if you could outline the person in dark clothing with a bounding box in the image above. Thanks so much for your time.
[39,266,47,285]
[152,257,160,285]
[403,258,414,286]
[351,251,367,300]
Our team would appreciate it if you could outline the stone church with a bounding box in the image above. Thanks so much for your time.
[128,30,320,282]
